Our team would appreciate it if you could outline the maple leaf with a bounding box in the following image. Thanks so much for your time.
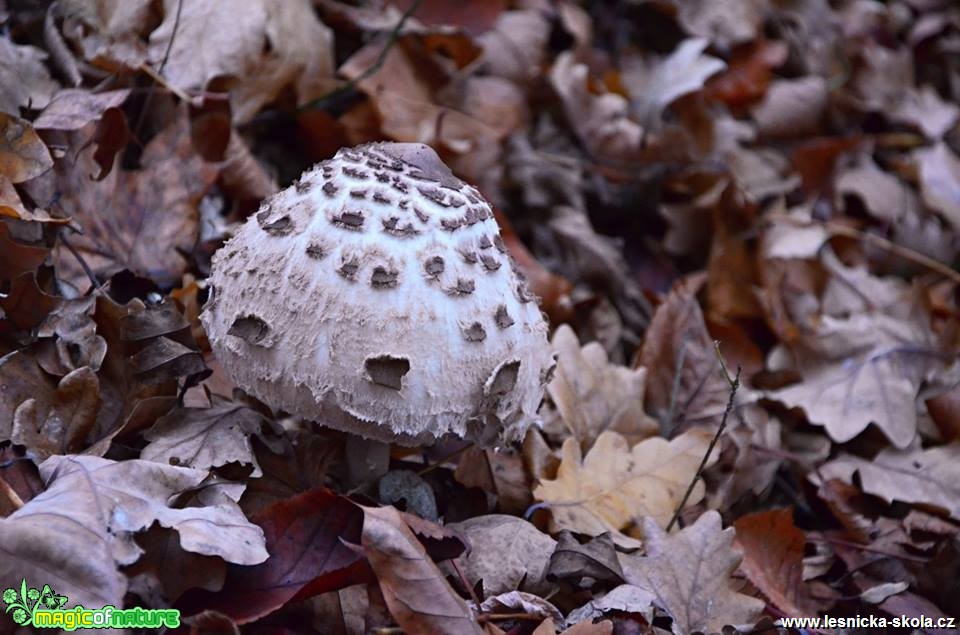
[620,511,764,635]
[533,430,716,542]
[447,515,556,596]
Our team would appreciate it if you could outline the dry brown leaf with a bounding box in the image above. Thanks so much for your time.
[639,274,731,433]
[623,38,725,126]
[141,396,267,476]
[0,454,266,614]
[750,77,827,138]
[479,591,563,623]
[816,444,960,521]
[769,310,936,449]
[11,366,101,460]
[0,113,53,183]
[33,88,130,130]
[446,515,556,597]
[0,36,59,115]
[34,109,217,290]
[835,155,918,224]
[547,324,658,448]
[547,531,625,589]
[620,511,764,634]
[361,504,482,635]
[916,141,960,232]
[733,508,823,617]
[60,0,154,71]
[533,429,716,542]
[550,52,643,161]
[892,85,959,139]
[565,584,655,627]
[671,0,764,49]
[148,0,334,123]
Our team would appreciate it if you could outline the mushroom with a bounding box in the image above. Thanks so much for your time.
[201,142,556,445]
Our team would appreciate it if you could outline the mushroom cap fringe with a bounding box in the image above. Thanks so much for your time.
[201,143,555,445]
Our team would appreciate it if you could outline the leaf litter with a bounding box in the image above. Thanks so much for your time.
[1,0,960,633]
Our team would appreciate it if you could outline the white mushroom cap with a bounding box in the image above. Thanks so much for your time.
[201,143,555,445]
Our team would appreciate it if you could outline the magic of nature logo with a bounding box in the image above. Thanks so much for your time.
[2,579,180,630]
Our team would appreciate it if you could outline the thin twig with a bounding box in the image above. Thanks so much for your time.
[59,228,102,291]
[666,343,741,532]
[416,443,473,477]
[451,558,482,606]
[663,331,689,436]
[476,612,544,623]
[133,0,184,142]
[0,476,24,511]
[298,0,424,112]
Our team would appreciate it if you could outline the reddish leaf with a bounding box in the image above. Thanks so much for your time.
[177,487,369,624]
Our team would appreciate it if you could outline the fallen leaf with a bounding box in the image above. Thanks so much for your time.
[547,324,658,448]
[32,88,130,130]
[148,0,335,123]
[546,531,626,590]
[623,38,725,126]
[816,444,960,521]
[533,429,716,541]
[639,274,731,433]
[620,511,764,634]
[892,85,959,139]
[565,584,655,628]
[733,508,823,616]
[835,155,918,224]
[478,590,563,624]
[141,396,267,476]
[860,581,909,604]
[670,0,764,49]
[446,515,556,596]
[454,445,532,515]
[916,141,960,232]
[0,454,266,615]
[750,77,827,138]
[11,366,100,460]
[0,113,53,183]
[0,36,59,116]
[178,487,368,624]
[361,504,482,634]
[35,108,218,290]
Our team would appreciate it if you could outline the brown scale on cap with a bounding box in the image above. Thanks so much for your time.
[202,142,554,446]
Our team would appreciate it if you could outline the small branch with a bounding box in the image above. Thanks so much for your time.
[477,612,544,623]
[299,0,424,112]
[451,558,482,606]
[666,344,741,532]
[0,476,25,511]
[59,227,102,291]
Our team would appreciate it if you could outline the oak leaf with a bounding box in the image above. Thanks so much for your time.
[620,511,764,634]
[533,430,716,542]
[816,444,960,521]
[548,324,658,447]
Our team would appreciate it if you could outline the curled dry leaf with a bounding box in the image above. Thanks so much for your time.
[478,590,564,624]
[816,444,960,521]
[547,531,625,590]
[547,324,658,448]
[446,514,557,597]
[565,584,655,628]
[32,88,130,131]
[361,504,482,635]
[620,511,764,635]
[533,429,716,543]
